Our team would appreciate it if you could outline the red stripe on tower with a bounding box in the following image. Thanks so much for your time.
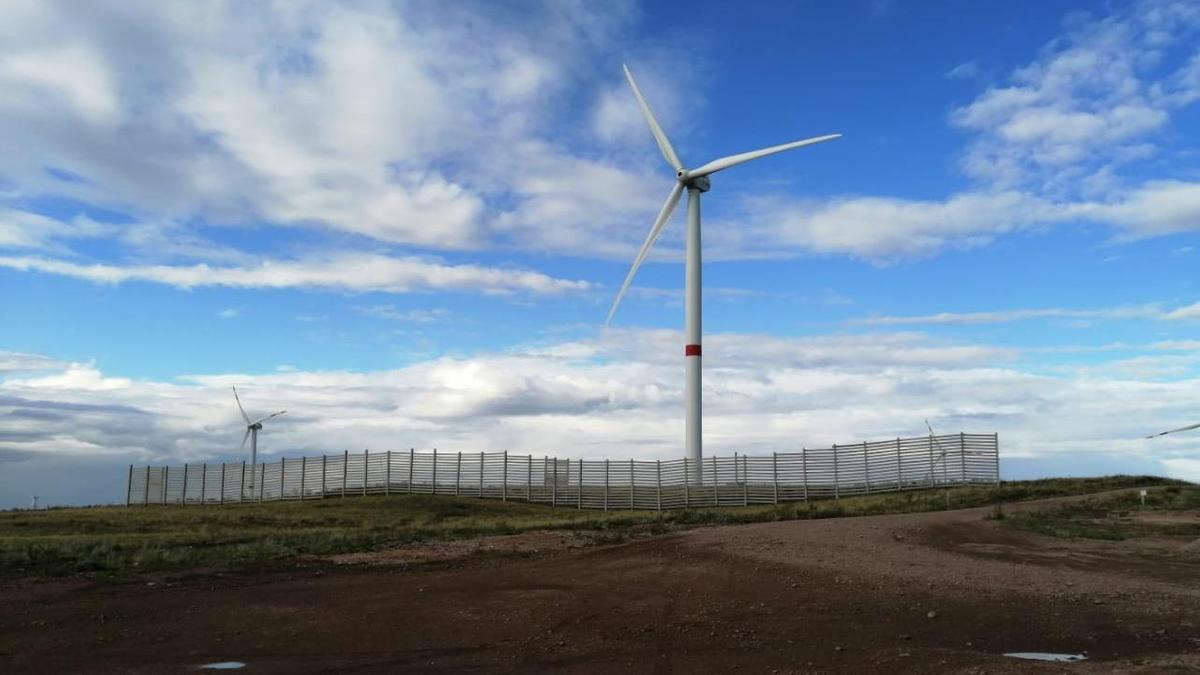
[685,344,701,356]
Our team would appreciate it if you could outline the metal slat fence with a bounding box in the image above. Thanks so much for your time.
[127,432,999,510]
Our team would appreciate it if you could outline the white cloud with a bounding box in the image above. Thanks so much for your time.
[945,61,979,80]
[0,43,118,123]
[745,190,1058,259]
[0,253,593,296]
[951,2,1200,193]
[0,0,669,259]
[1159,457,1200,482]
[851,304,1175,326]
[0,351,68,374]
[1075,180,1200,238]
[217,308,240,319]
[355,306,450,323]
[1164,301,1200,320]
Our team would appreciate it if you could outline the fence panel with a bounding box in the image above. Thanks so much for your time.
[128,433,999,511]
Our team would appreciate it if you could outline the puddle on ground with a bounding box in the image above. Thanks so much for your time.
[1004,652,1087,662]
[199,662,246,670]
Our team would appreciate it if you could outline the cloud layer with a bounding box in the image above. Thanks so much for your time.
[3,329,1198,507]
[2,0,1199,274]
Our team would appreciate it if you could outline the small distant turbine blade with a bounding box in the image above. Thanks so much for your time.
[232,386,251,424]
[690,133,841,178]
[1146,421,1200,438]
[623,64,684,172]
[252,410,288,426]
[239,427,251,451]
[607,182,685,325]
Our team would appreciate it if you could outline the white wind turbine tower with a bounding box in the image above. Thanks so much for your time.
[233,386,286,481]
[606,64,839,472]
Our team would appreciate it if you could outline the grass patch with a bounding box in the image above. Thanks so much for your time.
[1001,484,1200,541]
[0,475,1185,580]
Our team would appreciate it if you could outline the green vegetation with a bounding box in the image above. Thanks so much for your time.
[1001,483,1200,541]
[0,475,1185,580]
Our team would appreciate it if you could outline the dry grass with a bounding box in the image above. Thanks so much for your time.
[0,474,1184,580]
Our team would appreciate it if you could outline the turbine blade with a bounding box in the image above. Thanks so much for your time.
[251,410,288,426]
[606,182,685,325]
[1146,421,1200,438]
[239,427,251,451]
[232,386,250,424]
[690,133,841,178]
[623,64,683,171]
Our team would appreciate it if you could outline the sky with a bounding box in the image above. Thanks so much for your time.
[2,0,1200,508]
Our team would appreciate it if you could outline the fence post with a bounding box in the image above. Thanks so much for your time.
[800,450,808,501]
[552,457,558,507]
[928,435,935,488]
[742,457,748,506]
[630,459,636,511]
[386,451,391,496]
[342,450,348,498]
[863,441,871,493]
[258,463,265,502]
[182,464,189,506]
[300,456,307,500]
[456,451,462,497]
[479,451,485,498]
[712,456,718,507]
[527,455,532,502]
[994,432,1001,485]
[432,448,438,496]
[126,465,133,507]
[686,456,696,504]
[733,452,739,485]
[603,459,610,511]
[832,445,839,500]
[772,453,779,504]
[201,463,208,504]
[221,463,229,505]
[409,448,414,494]
[959,432,967,485]
[502,451,508,501]
[577,459,583,509]
[322,455,327,498]
[143,465,151,507]
[363,450,369,496]
[896,438,902,490]
[656,460,663,511]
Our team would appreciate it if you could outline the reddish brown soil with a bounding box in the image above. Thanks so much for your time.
[2,498,1199,674]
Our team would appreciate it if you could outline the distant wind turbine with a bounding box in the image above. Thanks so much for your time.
[1146,421,1200,439]
[606,64,840,471]
[233,386,286,478]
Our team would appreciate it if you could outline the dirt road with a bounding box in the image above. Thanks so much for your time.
[2,499,1198,673]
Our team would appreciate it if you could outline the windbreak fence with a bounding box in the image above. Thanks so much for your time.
[127,432,999,510]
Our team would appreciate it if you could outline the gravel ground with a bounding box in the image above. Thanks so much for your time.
[1,494,1197,673]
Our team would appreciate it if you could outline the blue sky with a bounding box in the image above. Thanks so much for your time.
[2,0,1199,508]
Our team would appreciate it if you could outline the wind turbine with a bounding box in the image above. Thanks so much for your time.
[233,386,286,473]
[606,64,839,472]
[1146,421,1200,438]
